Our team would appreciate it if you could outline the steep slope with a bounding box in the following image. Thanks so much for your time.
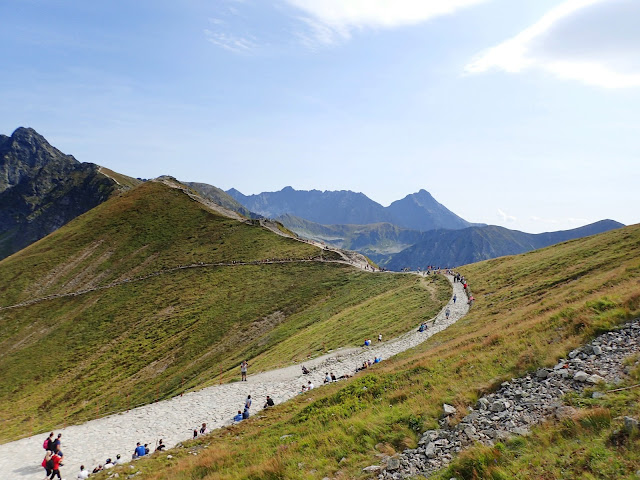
[384,220,624,269]
[0,127,140,259]
[0,180,450,443]
[227,186,473,231]
[185,181,257,219]
[107,224,640,480]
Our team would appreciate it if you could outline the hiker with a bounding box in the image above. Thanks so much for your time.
[330,372,337,382]
[193,429,198,439]
[234,410,243,422]
[453,294,457,304]
[42,450,53,479]
[144,444,150,455]
[243,395,252,419]
[49,448,63,479]
[104,458,115,469]
[445,307,450,319]
[92,465,103,474]
[156,439,166,452]
[240,360,249,381]
[307,380,314,390]
[52,433,62,452]
[418,323,425,332]
[374,356,381,364]
[378,333,382,342]
[264,395,275,408]
[43,432,54,451]
[133,442,146,458]
[113,454,123,465]
[77,465,89,479]
[200,423,209,435]
[301,365,310,375]
[324,372,331,384]
[300,384,307,393]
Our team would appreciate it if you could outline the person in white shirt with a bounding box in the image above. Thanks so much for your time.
[77,465,89,479]
[307,381,314,389]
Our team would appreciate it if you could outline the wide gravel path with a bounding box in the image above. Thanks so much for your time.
[0,275,467,480]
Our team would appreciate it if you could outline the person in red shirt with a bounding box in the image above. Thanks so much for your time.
[49,446,63,479]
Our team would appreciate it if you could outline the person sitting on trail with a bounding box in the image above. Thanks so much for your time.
[113,454,123,465]
[324,372,331,384]
[104,458,115,469]
[77,465,89,479]
[144,444,150,455]
[363,339,371,346]
[156,439,166,452]
[301,365,310,375]
[264,395,275,408]
[374,356,381,364]
[300,384,307,393]
[193,429,198,439]
[200,423,209,435]
[445,307,450,319]
[418,323,425,332]
[133,442,146,458]
[92,464,103,474]
[307,380,314,389]
[233,410,243,422]
[330,372,337,382]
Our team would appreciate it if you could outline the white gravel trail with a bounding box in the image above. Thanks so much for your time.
[0,275,468,480]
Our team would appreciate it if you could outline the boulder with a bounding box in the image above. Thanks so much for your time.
[586,374,605,384]
[573,371,589,382]
[536,369,549,379]
[443,404,457,416]
[386,458,401,471]
[624,416,639,434]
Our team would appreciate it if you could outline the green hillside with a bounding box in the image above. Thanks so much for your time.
[112,224,640,480]
[0,181,450,443]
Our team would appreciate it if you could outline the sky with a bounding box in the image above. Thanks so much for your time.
[1,0,639,233]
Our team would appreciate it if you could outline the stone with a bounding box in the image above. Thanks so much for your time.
[490,401,506,412]
[362,465,381,473]
[591,391,605,399]
[536,369,549,379]
[586,374,605,384]
[386,458,401,471]
[463,426,477,438]
[477,398,490,410]
[593,345,603,355]
[623,416,639,434]
[443,403,457,416]
[573,371,589,382]
[512,427,530,436]
[424,443,437,459]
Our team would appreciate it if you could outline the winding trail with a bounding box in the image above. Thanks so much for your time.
[0,276,468,480]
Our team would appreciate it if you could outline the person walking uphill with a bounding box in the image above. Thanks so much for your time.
[240,360,249,381]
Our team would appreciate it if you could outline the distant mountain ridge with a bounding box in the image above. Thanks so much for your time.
[0,127,139,260]
[227,186,474,231]
[382,220,625,269]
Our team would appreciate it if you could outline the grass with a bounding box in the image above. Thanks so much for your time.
[0,181,450,443]
[92,223,640,480]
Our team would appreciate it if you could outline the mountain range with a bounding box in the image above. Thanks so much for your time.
[227,186,475,231]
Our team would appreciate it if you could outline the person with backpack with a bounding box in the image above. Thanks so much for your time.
[41,450,53,478]
[49,448,63,479]
[43,432,54,451]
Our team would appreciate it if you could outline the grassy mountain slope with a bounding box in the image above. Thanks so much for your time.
[384,220,624,269]
[114,223,640,480]
[0,181,450,443]
[0,127,140,260]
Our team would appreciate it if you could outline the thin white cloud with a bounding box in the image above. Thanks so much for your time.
[529,216,590,226]
[498,208,517,222]
[285,0,489,46]
[204,29,258,53]
[466,0,640,88]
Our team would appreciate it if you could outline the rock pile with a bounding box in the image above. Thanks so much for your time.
[377,319,640,479]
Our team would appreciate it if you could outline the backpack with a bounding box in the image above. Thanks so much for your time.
[43,438,50,450]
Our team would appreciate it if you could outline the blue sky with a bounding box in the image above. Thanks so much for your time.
[1,0,638,233]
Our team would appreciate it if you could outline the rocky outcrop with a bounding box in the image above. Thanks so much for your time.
[0,127,127,259]
[378,320,640,479]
